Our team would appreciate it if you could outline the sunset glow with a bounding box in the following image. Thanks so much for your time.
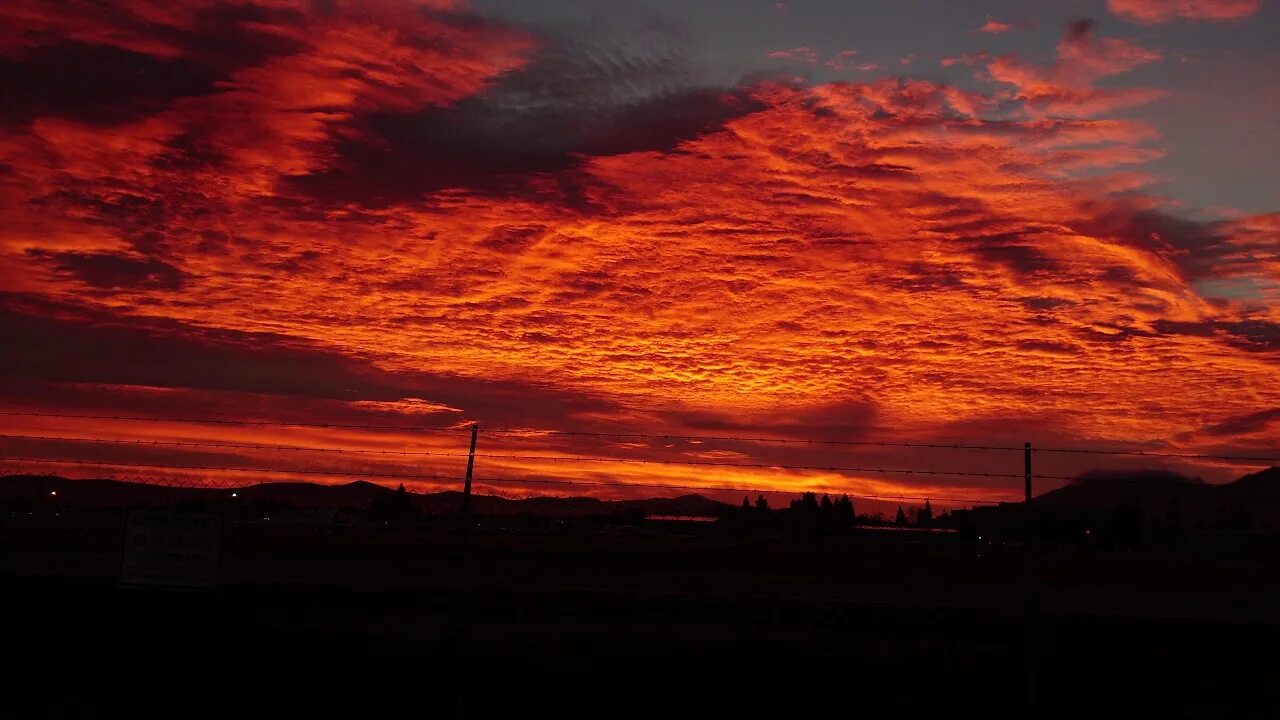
[2,0,1277,503]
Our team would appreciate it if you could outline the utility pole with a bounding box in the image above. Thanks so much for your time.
[1024,438,1034,504]
[460,423,478,551]
[1024,441,1038,710]
[455,423,479,720]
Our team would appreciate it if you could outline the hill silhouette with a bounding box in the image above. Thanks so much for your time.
[1226,466,1280,496]
[1038,468,1279,520]
[953,466,1280,536]
[1036,470,1212,514]
[0,474,731,519]
[8,469,1278,529]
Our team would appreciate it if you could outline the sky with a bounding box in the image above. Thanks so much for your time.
[1,0,1277,506]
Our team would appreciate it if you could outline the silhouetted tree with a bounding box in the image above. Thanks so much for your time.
[895,505,908,526]
[370,483,418,523]
[743,496,751,511]
[916,499,933,527]
[820,494,833,513]
[756,494,769,511]
[788,492,822,534]
[835,494,854,528]
[790,492,819,514]
[801,492,819,512]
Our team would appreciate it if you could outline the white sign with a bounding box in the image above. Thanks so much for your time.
[120,510,221,588]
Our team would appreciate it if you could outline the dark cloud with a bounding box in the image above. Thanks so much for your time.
[29,251,186,291]
[0,293,377,398]
[0,42,218,127]
[1,7,305,128]
[1021,296,1075,311]
[1070,204,1237,278]
[878,262,971,292]
[0,294,620,428]
[1198,408,1280,437]
[29,189,172,232]
[288,87,760,207]
[1016,339,1083,356]
[1152,319,1280,352]
[286,33,763,207]
[968,239,1061,276]
[172,2,309,71]
[663,398,879,442]
[1065,18,1099,42]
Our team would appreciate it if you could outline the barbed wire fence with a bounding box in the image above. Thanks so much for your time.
[6,412,1274,713]
[2,411,1278,512]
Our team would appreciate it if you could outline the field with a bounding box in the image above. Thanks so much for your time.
[5,509,1279,716]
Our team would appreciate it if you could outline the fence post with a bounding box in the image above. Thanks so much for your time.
[1024,441,1038,709]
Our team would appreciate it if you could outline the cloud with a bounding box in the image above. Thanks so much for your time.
[1,0,1277,497]
[980,19,1165,116]
[825,49,859,70]
[1016,339,1084,356]
[661,398,881,443]
[980,19,1015,33]
[28,250,185,290]
[287,33,765,206]
[0,42,219,128]
[0,292,418,400]
[1107,0,1261,23]
[1198,407,1280,436]
[1152,319,1280,352]
[0,292,624,429]
[767,46,819,63]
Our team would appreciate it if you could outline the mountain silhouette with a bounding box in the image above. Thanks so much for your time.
[954,466,1280,534]
[0,475,731,519]
[1225,466,1280,496]
[1036,470,1211,514]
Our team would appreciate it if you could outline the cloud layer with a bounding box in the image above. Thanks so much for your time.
[1108,0,1262,24]
[0,1,1276,500]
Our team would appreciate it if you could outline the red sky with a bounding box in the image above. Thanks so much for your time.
[1,0,1277,505]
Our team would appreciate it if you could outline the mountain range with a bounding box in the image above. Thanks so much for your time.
[4,467,1278,524]
[990,466,1280,531]
[0,475,732,519]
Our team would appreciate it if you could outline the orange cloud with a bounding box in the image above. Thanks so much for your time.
[981,20,1165,116]
[825,49,860,70]
[767,46,820,63]
[1108,0,1261,23]
[1,1,1276,501]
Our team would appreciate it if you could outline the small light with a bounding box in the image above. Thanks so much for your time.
[50,491,57,496]
[231,492,238,498]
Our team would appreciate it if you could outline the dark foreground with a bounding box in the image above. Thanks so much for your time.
[5,523,1280,718]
